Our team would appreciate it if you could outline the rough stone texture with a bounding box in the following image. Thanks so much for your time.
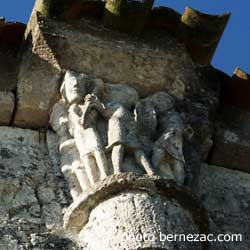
[42,16,199,98]
[63,173,209,250]
[13,12,62,129]
[46,129,73,206]
[80,191,202,250]
[210,104,250,173]
[197,164,250,250]
[0,22,26,91]
[1,5,247,250]
[0,48,20,91]
[14,11,202,129]
[0,127,250,249]
[0,91,15,125]
[0,127,77,249]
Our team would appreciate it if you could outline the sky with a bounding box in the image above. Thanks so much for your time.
[1,0,249,76]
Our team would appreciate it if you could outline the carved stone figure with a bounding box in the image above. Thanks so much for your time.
[52,70,190,198]
[126,123,155,176]
[131,91,187,184]
[150,92,187,184]
[104,83,155,176]
[105,101,130,174]
[60,71,87,105]
[50,70,108,199]
[152,112,185,184]
[59,139,90,199]
[50,99,90,200]
[68,94,109,185]
[134,98,157,139]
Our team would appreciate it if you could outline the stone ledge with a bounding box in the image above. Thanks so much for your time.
[64,173,209,247]
[13,11,200,129]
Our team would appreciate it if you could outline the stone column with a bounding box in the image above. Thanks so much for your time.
[64,174,209,250]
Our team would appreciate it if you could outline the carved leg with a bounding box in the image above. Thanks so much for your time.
[134,150,155,176]
[61,167,82,201]
[82,154,98,186]
[171,159,185,185]
[74,164,91,192]
[159,163,175,181]
[111,144,124,174]
[94,149,109,180]
[152,147,165,169]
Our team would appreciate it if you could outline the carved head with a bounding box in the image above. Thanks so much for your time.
[60,71,86,104]
[134,99,157,136]
[151,92,175,114]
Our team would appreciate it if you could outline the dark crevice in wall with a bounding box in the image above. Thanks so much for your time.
[9,87,18,126]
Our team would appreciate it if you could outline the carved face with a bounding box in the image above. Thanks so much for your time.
[62,71,86,104]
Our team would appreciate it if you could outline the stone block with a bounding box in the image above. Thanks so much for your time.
[14,11,200,129]
[210,105,250,173]
[13,12,62,129]
[197,164,250,250]
[222,68,250,111]
[0,22,26,91]
[0,126,65,248]
[0,91,14,125]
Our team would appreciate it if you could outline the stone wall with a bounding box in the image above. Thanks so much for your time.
[0,127,76,249]
[0,2,249,250]
[0,127,249,249]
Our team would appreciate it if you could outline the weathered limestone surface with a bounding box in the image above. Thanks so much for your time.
[0,127,250,249]
[80,191,202,250]
[63,174,208,250]
[210,105,250,173]
[0,4,248,250]
[39,15,199,98]
[0,127,77,249]
[0,48,20,91]
[197,164,250,250]
[0,22,26,91]
[0,91,15,125]
[14,11,202,129]
[13,12,62,129]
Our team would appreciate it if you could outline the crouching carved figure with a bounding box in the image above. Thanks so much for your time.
[153,111,186,185]
[151,92,191,185]
[134,91,189,185]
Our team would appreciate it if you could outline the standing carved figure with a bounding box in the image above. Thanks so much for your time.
[50,70,109,200]
[68,94,109,185]
[104,83,155,176]
[49,71,92,199]
[105,101,130,174]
